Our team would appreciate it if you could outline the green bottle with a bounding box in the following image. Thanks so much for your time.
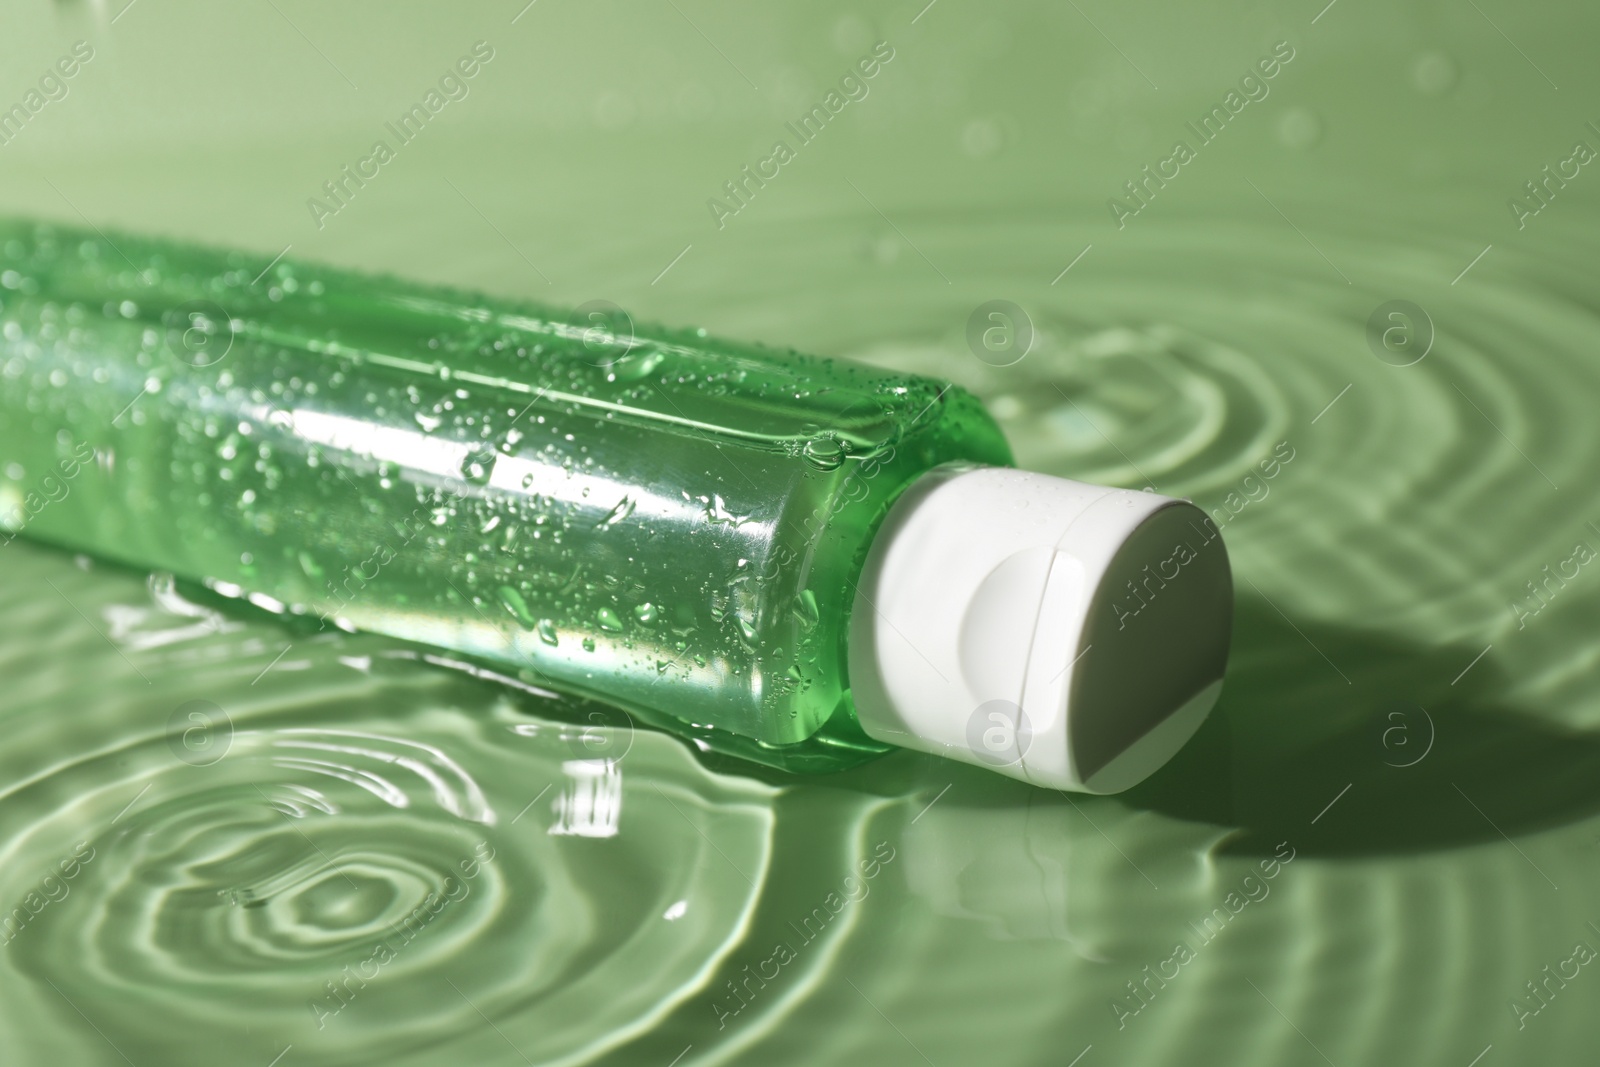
[0,221,1232,791]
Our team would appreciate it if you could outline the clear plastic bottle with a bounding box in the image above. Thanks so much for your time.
[0,221,1232,790]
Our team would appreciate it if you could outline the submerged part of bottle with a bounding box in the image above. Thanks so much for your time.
[0,220,1010,772]
[0,220,1232,789]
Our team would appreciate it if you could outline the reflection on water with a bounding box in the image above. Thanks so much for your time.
[4,198,1600,1065]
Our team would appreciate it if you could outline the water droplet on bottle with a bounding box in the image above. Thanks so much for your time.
[792,588,819,630]
[415,412,442,433]
[582,637,597,652]
[802,435,845,470]
[497,585,536,630]
[536,618,559,646]
[461,447,497,485]
[597,606,624,632]
[608,349,665,382]
[703,493,752,527]
[596,495,636,528]
[634,602,657,623]
[728,579,761,646]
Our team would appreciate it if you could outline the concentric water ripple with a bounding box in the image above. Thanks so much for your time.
[690,211,1600,649]
[4,200,1600,1066]
[0,554,777,1066]
[625,207,1600,1066]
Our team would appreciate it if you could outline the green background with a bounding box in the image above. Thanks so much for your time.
[2,0,1598,1064]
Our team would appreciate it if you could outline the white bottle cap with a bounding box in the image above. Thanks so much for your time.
[848,465,1232,793]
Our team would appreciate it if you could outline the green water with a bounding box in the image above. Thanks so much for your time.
[3,1,1600,1064]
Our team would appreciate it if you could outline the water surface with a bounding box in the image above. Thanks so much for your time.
[2,1,1599,1064]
